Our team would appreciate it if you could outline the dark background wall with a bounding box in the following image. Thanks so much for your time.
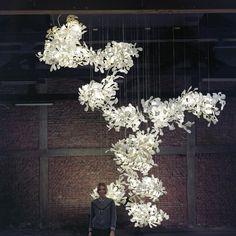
[0,96,235,229]
[0,4,236,230]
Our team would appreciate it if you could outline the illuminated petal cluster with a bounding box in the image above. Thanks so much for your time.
[102,104,147,132]
[38,17,142,74]
[37,15,90,71]
[126,202,169,228]
[92,41,142,73]
[111,131,160,175]
[78,73,120,111]
[180,89,226,127]
[141,88,226,134]
[39,16,226,228]
[127,175,167,202]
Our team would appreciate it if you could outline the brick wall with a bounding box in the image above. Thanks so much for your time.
[0,155,39,227]
[0,105,39,151]
[196,98,236,145]
[0,96,235,229]
[48,101,125,148]
[48,156,119,228]
[196,153,236,226]
[153,155,188,226]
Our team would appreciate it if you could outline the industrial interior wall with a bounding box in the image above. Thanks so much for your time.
[0,82,235,229]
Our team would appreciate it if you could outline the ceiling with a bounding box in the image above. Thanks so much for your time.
[0,1,236,105]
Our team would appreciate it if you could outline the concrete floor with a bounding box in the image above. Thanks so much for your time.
[0,229,235,236]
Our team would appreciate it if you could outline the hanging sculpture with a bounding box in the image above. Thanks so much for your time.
[38,15,226,228]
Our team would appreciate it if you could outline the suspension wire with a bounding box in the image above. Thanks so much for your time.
[122,16,127,138]
[89,17,93,82]
[122,16,128,106]
[57,14,62,27]
[158,26,161,98]
[183,19,187,91]
[145,16,148,101]
[145,16,149,131]
[198,15,201,92]
[207,14,210,93]
[172,24,176,97]
[136,14,141,109]
[131,15,134,106]
[130,16,137,106]
[184,42,187,90]
[100,15,103,155]
[153,27,156,98]
[105,15,109,147]
[142,19,145,101]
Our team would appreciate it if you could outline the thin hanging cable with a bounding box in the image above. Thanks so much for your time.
[153,27,156,97]
[183,22,187,90]
[158,26,161,98]
[122,16,128,106]
[207,14,210,93]
[148,21,150,100]
[142,24,145,101]
[130,16,134,105]
[136,15,140,109]
[145,18,148,101]
[106,15,109,41]
[57,14,62,27]
[198,15,201,91]
[184,42,187,90]
[89,20,93,82]
[122,16,127,138]
[105,16,109,148]
[172,25,176,97]
[131,16,134,106]
[145,17,149,131]
[117,17,122,108]
[144,22,148,99]
[100,15,104,155]
[207,42,210,93]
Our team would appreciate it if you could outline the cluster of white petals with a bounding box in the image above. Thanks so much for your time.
[180,89,226,127]
[141,88,226,134]
[90,177,127,206]
[102,104,147,132]
[111,131,160,175]
[38,16,142,74]
[126,202,169,228]
[39,16,226,228]
[92,41,142,74]
[78,73,120,111]
[127,175,167,202]
[37,15,91,71]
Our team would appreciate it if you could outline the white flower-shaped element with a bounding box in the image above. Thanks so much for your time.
[78,73,121,111]
[38,17,141,75]
[126,202,169,228]
[111,131,160,175]
[92,41,142,74]
[141,88,226,134]
[39,16,227,228]
[127,175,167,202]
[37,15,91,71]
[180,89,226,127]
[90,177,127,206]
[102,104,147,132]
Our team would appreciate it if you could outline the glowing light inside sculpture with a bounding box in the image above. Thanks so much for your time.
[38,15,226,228]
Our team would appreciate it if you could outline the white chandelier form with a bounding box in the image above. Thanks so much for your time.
[38,15,226,228]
